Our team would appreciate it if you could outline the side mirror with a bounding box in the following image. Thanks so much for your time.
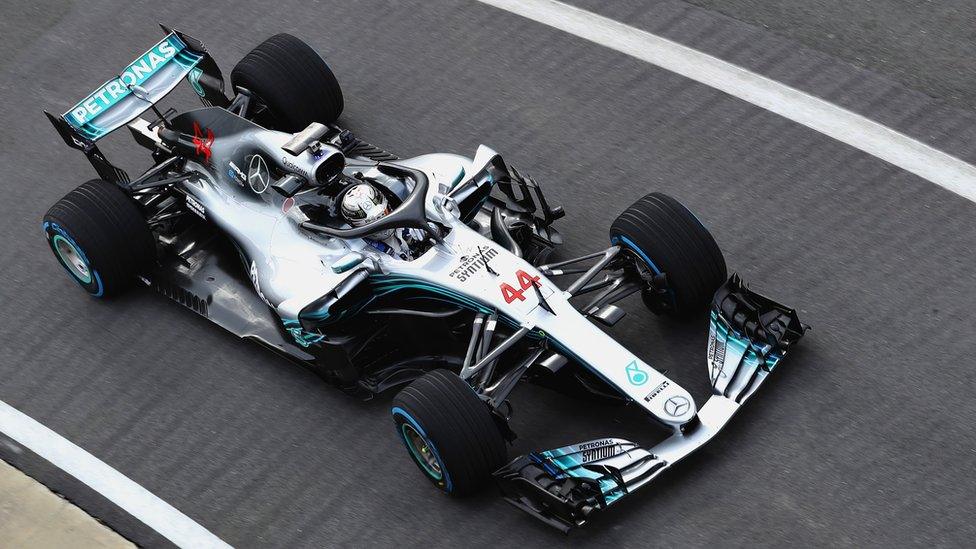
[272,174,306,197]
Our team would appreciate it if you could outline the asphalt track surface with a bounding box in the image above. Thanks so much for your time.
[683,0,976,112]
[1,0,975,547]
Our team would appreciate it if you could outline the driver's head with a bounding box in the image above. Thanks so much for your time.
[340,183,392,238]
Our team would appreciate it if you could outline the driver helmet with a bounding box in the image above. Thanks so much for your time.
[340,183,393,239]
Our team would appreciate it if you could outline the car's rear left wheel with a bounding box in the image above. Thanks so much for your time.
[42,179,154,297]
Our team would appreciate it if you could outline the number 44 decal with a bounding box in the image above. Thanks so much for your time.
[500,270,541,304]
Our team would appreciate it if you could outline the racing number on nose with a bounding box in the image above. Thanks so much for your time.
[500,270,541,304]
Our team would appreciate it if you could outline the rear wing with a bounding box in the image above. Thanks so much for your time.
[44,27,228,183]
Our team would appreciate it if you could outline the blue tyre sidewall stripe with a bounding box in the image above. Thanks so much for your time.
[611,234,662,274]
[611,234,677,307]
[392,406,453,492]
[43,221,105,297]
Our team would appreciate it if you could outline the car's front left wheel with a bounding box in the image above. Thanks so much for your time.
[392,370,507,495]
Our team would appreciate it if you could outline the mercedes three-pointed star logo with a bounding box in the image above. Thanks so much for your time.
[248,154,270,194]
[664,395,691,417]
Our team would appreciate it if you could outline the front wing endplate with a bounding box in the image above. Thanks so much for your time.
[494,275,807,531]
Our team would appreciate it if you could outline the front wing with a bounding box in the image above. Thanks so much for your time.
[494,275,807,531]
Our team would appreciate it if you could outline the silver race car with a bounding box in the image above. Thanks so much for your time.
[42,30,807,531]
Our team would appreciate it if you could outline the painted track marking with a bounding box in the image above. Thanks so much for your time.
[0,400,232,549]
[476,0,976,203]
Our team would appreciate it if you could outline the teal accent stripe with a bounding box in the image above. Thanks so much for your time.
[535,446,626,504]
[76,124,103,140]
[62,32,203,140]
[313,274,513,326]
[709,309,784,373]
[173,50,204,69]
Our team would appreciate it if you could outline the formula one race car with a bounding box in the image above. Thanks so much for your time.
[41,29,807,531]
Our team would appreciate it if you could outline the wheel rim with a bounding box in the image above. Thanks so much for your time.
[52,235,92,284]
[400,423,443,480]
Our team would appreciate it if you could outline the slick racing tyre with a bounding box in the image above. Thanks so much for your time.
[610,192,727,317]
[231,33,344,132]
[42,179,154,298]
[392,370,507,495]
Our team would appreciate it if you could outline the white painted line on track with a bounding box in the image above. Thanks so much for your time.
[476,0,976,203]
[0,399,232,549]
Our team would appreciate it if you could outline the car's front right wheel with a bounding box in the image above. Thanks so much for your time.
[610,192,727,317]
[392,370,507,495]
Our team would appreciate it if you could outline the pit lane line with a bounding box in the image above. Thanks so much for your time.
[0,399,231,549]
[476,0,976,203]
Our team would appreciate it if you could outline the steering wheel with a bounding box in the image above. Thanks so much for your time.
[301,164,435,239]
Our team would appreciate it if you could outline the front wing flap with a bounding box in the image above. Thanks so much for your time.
[494,438,660,532]
[494,275,807,531]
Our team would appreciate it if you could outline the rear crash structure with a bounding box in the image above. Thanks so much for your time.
[494,276,806,531]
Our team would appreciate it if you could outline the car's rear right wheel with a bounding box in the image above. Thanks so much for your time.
[231,33,344,132]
